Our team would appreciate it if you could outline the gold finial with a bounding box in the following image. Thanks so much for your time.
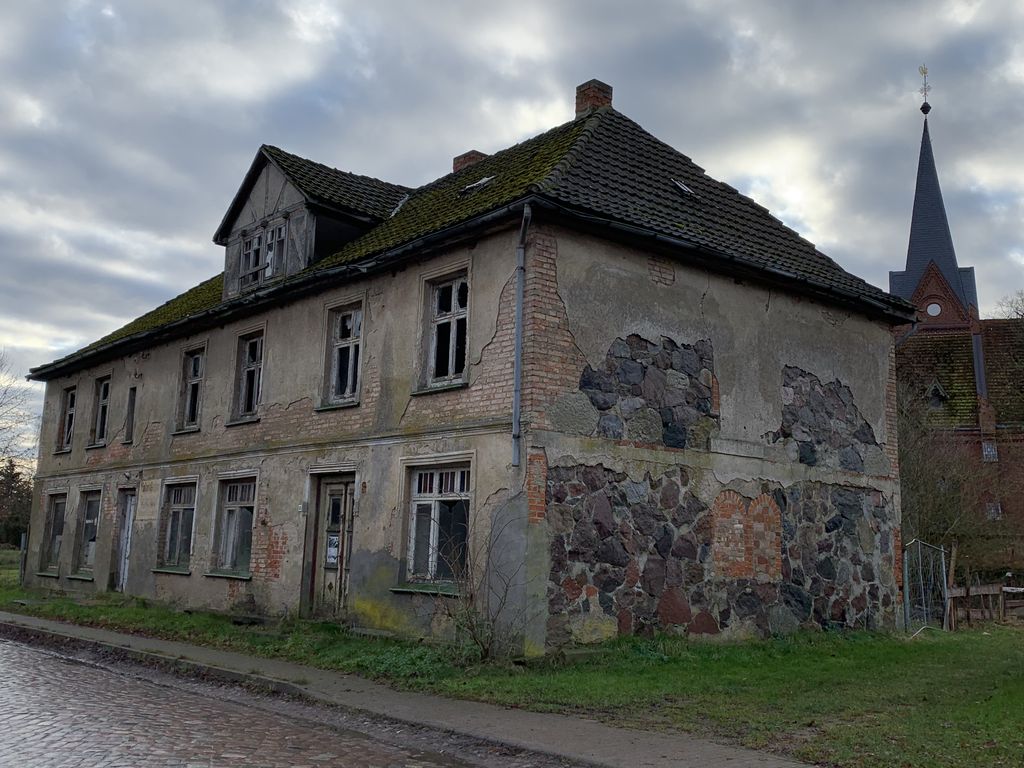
[918,64,932,114]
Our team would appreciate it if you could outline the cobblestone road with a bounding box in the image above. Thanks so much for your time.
[0,640,473,768]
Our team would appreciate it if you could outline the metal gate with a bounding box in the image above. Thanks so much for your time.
[902,538,949,634]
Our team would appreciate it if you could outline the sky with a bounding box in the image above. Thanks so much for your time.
[2,0,1024,443]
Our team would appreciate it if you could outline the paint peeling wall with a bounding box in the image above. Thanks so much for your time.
[520,225,902,646]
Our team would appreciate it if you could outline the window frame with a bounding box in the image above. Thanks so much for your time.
[323,302,364,406]
[73,489,102,574]
[406,465,471,582]
[426,273,470,387]
[158,481,197,570]
[239,220,287,290]
[40,493,67,571]
[57,386,76,451]
[982,440,999,463]
[123,386,137,444]
[177,345,206,430]
[90,376,111,446]
[234,330,264,420]
[212,478,257,576]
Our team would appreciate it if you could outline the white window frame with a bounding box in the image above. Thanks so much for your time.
[427,274,469,386]
[159,482,197,569]
[240,221,287,289]
[91,376,111,445]
[406,465,471,581]
[325,304,363,405]
[214,478,257,575]
[179,347,205,429]
[235,332,264,419]
[58,386,76,450]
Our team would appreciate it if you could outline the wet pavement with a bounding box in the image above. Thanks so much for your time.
[0,640,482,768]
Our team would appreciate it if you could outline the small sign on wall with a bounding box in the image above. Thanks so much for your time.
[326,534,340,567]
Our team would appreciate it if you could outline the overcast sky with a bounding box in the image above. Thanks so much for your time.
[3,0,1024,430]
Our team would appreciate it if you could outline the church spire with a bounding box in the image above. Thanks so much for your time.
[889,66,977,313]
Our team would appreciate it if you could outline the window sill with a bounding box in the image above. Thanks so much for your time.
[204,570,252,581]
[67,573,94,582]
[35,570,60,579]
[121,439,133,445]
[52,448,72,456]
[225,416,260,428]
[152,567,191,576]
[391,582,460,597]
[314,400,360,413]
[171,426,201,436]
[85,442,107,451]
[410,380,468,397]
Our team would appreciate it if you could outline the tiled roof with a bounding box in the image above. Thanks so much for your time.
[262,145,410,221]
[982,319,1024,425]
[896,330,978,427]
[31,104,913,379]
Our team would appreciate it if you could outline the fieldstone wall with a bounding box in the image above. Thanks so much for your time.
[765,366,888,474]
[545,464,899,644]
[578,335,719,449]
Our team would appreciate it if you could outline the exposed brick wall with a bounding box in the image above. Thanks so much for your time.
[521,231,587,430]
[712,491,782,582]
[251,505,288,581]
[647,255,675,286]
[526,449,548,524]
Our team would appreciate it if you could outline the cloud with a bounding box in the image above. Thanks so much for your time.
[2,0,1023,434]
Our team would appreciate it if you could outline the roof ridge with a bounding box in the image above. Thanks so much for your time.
[531,108,609,193]
[262,144,411,193]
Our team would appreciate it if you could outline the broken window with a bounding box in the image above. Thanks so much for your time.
[91,377,111,445]
[982,440,998,463]
[58,386,76,451]
[74,490,101,573]
[326,305,362,404]
[41,494,66,571]
[215,479,255,575]
[159,483,196,569]
[179,348,205,429]
[235,332,264,419]
[407,466,470,581]
[123,386,137,443]
[428,275,469,385]
[240,222,286,289]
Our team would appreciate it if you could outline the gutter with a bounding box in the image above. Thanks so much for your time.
[511,204,533,467]
[29,200,538,381]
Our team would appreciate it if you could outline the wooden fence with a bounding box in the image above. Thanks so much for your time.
[946,584,1024,629]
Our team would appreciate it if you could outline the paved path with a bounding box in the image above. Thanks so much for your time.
[0,640,467,768]
[0,612,807,768]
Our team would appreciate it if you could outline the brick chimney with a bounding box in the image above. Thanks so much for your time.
[575,79,613,116]
[453,150,488,173]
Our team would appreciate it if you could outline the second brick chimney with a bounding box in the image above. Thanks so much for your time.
[575,79,613,116]
[453,150,489,173]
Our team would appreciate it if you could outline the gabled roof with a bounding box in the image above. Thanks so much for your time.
[890,117,977,310]
[213,145,411,244]
[30,102,914,381]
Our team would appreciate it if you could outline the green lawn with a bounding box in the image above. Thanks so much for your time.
[1,560,1021,767]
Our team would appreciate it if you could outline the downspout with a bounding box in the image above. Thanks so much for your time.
[511,203,533,467]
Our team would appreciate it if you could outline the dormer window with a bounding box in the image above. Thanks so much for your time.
[240,222,286,289]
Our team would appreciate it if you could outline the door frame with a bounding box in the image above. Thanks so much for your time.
[301,465,358,617]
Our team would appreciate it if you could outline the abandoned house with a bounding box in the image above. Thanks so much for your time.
[25,79,916,649]
[890,97,1024,569]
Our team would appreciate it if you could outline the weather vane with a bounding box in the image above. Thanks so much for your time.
[919,64,932,114]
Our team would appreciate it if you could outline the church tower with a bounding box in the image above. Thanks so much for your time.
[888,90,978,328]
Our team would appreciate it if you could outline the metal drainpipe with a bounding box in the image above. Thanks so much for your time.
[512,203,533,467]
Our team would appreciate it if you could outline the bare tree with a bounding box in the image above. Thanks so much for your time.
[996,290,1024,319]
[898,375,1024,573]
[0,350,34,463]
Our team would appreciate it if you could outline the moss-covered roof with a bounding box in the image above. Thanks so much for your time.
[897,330,978,427]
[32,104,914,380]
[982,319,1024,425]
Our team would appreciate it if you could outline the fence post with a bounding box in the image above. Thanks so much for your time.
[939,547,949,630]
[902,540,911,632]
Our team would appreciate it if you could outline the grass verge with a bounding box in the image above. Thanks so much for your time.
[2,557,1021,768]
